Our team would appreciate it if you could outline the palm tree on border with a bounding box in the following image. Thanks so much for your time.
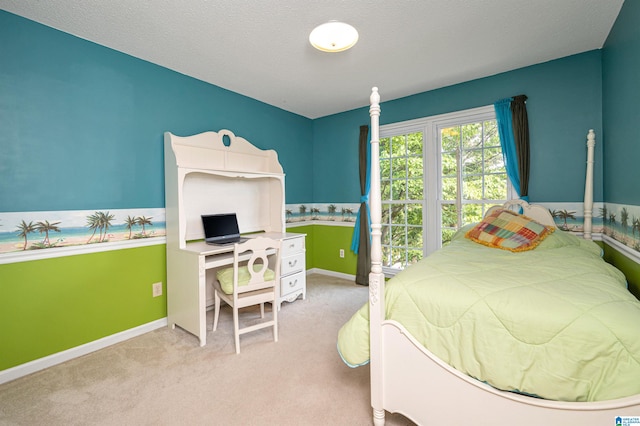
[16,220,36,250]
[600,205,608,225]
[632,217,640,239]
[342,207,354,221]
[85,211,115,243]
[137,216,153,237]
[98,211,115,242]
[554,210,576,230]
[35,220,61,247]
[621,207,629,236]
[86,212,101,243]
[124,215,138,239]
[609,213,617,238]
[328,204,337,220]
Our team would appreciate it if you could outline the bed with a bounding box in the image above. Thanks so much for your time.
[338,87,640,425]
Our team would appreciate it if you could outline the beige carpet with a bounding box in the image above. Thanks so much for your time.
[0,274,414,426]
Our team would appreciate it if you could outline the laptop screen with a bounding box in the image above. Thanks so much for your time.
[201,213,240,244]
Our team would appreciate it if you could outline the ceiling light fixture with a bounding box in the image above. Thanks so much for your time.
[309,21,359,53]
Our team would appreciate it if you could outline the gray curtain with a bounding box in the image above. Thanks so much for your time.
[355,125,371,285]
[510,95,530,199]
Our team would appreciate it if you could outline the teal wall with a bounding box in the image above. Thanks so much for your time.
[602,0,640,205]
[0,11,313,211]
[601,0,640,297]
[313,51,603,204]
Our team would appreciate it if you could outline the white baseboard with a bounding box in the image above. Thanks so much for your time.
[0,318,167,385]
[2,269,356,385]
[307,268,356,282]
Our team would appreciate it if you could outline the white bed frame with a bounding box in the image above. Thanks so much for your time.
[366,87,640,425]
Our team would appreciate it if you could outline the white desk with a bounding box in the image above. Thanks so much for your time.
[164,129,296,346]
[166,232,305,346]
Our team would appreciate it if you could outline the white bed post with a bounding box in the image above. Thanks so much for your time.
[583,129,595,240]
[368,87,386,426]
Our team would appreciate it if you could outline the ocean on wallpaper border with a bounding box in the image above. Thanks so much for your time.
[601,203,640,252]
[0,208,166,255]
[285,203,360,223]
[541,202,640,254]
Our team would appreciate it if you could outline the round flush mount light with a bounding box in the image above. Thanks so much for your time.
[309,21,359,52]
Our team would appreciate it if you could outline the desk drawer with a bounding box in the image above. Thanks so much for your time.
[281,271,305,296]
[281,252,305,275]
[281,236,305,257]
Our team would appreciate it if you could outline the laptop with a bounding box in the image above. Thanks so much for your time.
[201,213,248,245]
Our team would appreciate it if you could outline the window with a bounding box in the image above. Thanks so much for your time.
[439,119,508,244]
[379,106,512,274]
[379,132,424,270]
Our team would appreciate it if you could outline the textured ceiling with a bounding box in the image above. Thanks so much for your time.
[1,0,624,118]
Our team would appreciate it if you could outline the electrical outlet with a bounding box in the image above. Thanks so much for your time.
[152,282,163,297]
[339,249,345,258]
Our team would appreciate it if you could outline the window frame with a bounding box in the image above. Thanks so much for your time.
[379,105,515,276]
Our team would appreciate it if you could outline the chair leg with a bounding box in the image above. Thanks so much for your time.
[233,306,241,354]
[260,303,265,318]
[213,290,221,331]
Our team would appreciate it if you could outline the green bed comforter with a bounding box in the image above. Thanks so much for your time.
[337,228,640,402]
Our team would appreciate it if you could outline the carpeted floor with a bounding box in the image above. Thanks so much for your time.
[0,274,414,426]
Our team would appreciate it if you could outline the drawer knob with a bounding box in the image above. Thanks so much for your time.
[289,279,297,287]
[289,243,295,249]
[288,259,297,267]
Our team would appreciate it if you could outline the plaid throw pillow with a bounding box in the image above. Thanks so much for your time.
[465,209,554,252]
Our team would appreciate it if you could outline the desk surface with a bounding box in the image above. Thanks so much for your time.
[183,232,304,256]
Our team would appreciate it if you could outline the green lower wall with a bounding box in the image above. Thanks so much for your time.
[288,223,358,275]
[0,245,166,371]
[4,224,636,373]
[2,224,360,373]
[312,225,358,275]
[603,243,640,299]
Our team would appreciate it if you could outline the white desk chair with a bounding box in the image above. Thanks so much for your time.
[212,237,281,354]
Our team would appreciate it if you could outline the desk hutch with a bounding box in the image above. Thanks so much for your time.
[164,129,306,346]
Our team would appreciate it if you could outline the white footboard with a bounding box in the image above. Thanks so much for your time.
[379,320,640,425]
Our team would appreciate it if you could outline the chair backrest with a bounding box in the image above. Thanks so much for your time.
[232,237,281,295]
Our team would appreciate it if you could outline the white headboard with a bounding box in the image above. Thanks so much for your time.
[485,199,556,228]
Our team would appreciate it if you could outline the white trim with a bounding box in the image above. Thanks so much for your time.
[379,105,496,137]
[0,318,167,385]
[602,234,640,263]
[306,267,355,282]
[0,237,166,265]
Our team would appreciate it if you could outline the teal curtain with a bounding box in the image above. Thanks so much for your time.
[351,125,371,285]
[494,96,529,201]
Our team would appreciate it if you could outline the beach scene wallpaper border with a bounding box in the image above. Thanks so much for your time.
[2,201,638,260]
[541,202,640,255]
[600,202,640,253]
[0,208,166,256]
[0,203,361,259]
[285,203,360,223]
